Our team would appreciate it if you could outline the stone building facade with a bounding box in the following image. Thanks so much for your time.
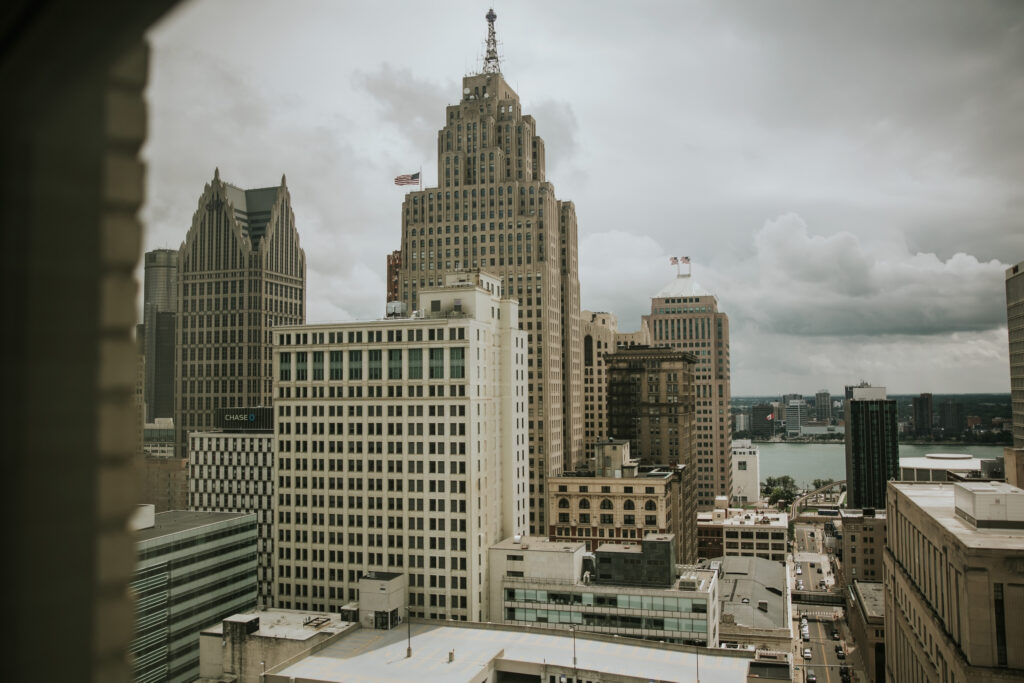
[642,271,731,509]
[884,481,1024,682]
[838,508,886,587]
[394,16,582,534]
[271,272,527,622]
[174,170,306,457]
[550,440,691,562]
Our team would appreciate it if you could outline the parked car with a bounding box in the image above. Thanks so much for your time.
[802,631,810,642]
[817,566,823,573]
[807,671,817,682]
[837,649,846,660]
[835,644,845,653]
[803,648,812,660]
[831,629,840,640]
[796,566,803,575]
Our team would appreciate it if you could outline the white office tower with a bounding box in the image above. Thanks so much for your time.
[730,439,760,505]
[272,271,528,622]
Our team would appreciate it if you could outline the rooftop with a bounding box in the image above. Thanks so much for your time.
[891,482,1024,549]
[203,609,353,641]
[491,536,583,553]
[267,621,754,683]
[135,510,253,543]
[850,581,885,621]
[900,453,983,471]
[712,556,789,632]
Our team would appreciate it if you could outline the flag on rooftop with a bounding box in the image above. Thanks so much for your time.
[670,256,679,265]
[681,256,691,264]
[394,172,420,186]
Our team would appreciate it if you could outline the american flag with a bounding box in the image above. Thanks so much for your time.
[394,172,420,186]
[670,256,692,265]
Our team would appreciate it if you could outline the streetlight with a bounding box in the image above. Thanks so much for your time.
[570,626,577,681]
[406,603,412,658]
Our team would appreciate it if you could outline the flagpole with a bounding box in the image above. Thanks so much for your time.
[419,165,422,192]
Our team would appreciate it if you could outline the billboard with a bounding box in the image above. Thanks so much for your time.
[214,406,273,432]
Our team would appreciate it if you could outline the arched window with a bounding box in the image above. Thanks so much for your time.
[557,498,570,509]
[645,500,657,511]
[599,499,613,510]
[623,500,635,511]
[579,499,591,509]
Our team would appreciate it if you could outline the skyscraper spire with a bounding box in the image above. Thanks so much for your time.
[483,8,500,74]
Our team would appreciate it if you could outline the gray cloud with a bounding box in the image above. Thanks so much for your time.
[144,0,1023,393]
[352,64,455,160]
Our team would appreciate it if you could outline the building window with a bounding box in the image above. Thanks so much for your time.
[312,351,324,380]
[429,348,444,379]
[368,350,382,380]
[348,350,362,380]
[408,349,423,379]
[279,352,291,381]
[295,352,307,381]
[388,349,403,380]
[329,351,343,380]
[450,347,465,379]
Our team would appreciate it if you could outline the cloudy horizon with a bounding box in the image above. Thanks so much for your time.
[141,0,1023,396]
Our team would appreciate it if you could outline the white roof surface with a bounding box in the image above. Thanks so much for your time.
[269,622,752,682]
[654,274,712,299]
[900,453,982,472]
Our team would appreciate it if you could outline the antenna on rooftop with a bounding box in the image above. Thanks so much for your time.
[483,9,501,74]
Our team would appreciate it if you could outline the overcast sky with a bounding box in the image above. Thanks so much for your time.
[142,0,1023,396]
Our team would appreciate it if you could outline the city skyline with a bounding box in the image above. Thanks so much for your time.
[141,1,1022,395]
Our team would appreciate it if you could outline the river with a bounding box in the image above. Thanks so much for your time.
[755,442,1006,489]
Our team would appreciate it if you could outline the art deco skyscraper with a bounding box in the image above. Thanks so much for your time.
[642,267,732,509]
[395,10,583,535]
[174,169,306,457]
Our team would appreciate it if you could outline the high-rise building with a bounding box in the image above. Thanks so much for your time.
[642,268,731,509]
[385,249,401,303]
[912,392,934,437]
[885,481,1024,681]
[940,399,965,435]
[750,403,775,439]
[174,169,306,457]
[188,407,276,605]
[272,272,527,621]
[395,11,583,534]
[785,399,807,436]
[781,392,802,406]
[845,385,899,509]
[815,389,831,422]
[605,346,697,562]
[1005,261,1024,488]
[581,310,618,456]
[142,248,178,421]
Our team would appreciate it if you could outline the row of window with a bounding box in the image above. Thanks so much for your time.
[279,348,464,382]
